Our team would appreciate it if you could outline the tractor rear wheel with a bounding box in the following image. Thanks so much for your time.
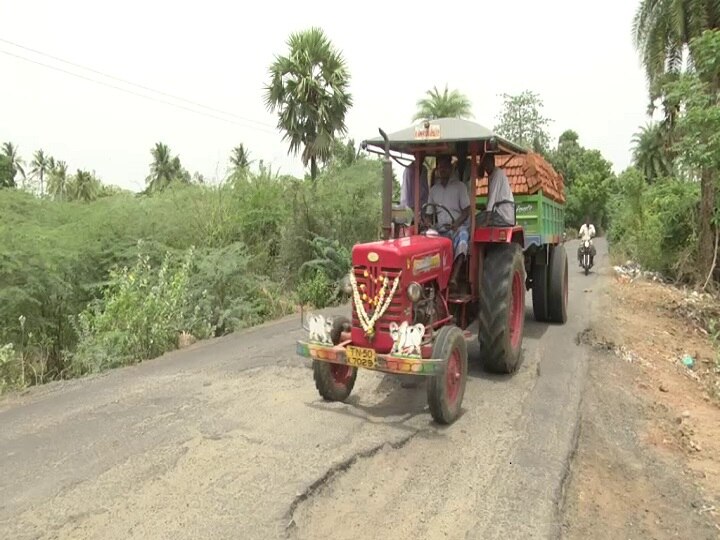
[427,325,468,424]
[531,255,549,322]
[478,243,526,374]
[313,316,357,401]
[547,245,569,324]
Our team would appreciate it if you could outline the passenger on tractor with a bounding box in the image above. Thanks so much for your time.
[476,153,515,227]
[400,158,429,211]
[423,155,471,287]
[577,217,597,266]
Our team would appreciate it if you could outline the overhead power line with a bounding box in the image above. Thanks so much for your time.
[0,39,278,134]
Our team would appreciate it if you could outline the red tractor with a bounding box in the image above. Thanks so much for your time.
[296,118,568,424]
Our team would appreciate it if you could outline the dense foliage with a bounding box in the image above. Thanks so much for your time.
[608,168,699,278]
[633,0,720,282]
[0,153,381,390]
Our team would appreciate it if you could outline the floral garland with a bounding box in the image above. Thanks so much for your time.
[349,270,401,338]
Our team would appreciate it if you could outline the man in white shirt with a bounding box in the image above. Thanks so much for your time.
[424,155,471,286]
[578,217,597,266]
[479,153,515,226]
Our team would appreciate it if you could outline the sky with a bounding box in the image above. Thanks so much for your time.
[1,0,650,191]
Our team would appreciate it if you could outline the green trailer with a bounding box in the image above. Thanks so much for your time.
[477,190,567,323]
[476,191,565,250]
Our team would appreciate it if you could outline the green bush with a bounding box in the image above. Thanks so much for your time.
[0,343,22,394]
[296,269,336,309]
[608,168,699,279]
[189,242,294,334]
[71,245,205,374]
[0,157,382,386]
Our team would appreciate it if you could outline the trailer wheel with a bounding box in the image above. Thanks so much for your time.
[313,316,357,401]
[427,325,467,424]
[531,256,549,322]
[478,243,526,374]
[547,245,568,324]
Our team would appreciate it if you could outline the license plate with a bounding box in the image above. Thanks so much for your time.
[346,346,377,369]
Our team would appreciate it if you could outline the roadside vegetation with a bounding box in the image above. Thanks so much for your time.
[2,8,719,393]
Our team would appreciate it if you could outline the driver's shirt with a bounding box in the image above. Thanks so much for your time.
[579,223,596,241]
[426,177,470,227]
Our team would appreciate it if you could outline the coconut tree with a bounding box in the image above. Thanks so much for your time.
[1,142,25,186]
[47,160,70,201]
[264,27,353,181]
[229,144,253,178]
[145,142,182,192]
[71,169,98,202]
[30,149,50,196]
[631,122,673,182]
[413,84,472,121]
[633,0,720,281]
[0,155,14,188]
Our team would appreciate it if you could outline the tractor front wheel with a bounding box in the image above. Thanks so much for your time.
[313,316,357,401]
[427,325,468,424]
[478,243,526,374]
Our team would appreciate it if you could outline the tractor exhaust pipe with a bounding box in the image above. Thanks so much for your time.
[379,128,392,240]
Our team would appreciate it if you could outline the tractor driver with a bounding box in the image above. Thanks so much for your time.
[424,155,471,286]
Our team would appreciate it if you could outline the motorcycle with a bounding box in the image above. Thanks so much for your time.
[580,240,593,275]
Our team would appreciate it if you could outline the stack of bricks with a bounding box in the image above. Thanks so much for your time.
[475,152,565,204]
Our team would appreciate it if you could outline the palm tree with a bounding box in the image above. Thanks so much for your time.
[145,142,182,192]
[71,169,98,202]
[631,123,673,182]
[413,85,472,121]
[633,2,720,92]
[30,149,50,197]
[264,27,353,181]
[633,1,720,280]
[0,155,14,188]
[1,142,25,186]
[229,144,253,177]
[47,160,69,201]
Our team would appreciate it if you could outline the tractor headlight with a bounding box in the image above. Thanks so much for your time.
[407,282,423,303]
[340,273,353,295]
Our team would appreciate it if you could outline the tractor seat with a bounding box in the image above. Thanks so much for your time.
[476,200,516,227]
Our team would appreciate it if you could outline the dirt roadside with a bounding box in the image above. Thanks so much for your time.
[561,271,720,539]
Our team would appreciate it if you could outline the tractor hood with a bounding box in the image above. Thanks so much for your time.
[352,235,453,279]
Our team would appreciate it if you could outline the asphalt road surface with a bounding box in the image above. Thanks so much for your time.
[0,239,606,540]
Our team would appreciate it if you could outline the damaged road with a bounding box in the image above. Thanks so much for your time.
[0,240,604,540]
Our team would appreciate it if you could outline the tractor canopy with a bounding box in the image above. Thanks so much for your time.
[360,117,528,157]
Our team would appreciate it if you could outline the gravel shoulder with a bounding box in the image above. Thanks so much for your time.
[560,268,720,539]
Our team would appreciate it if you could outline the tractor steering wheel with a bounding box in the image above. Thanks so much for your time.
[420,202,455,234]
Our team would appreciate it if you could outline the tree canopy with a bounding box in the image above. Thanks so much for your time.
[264,27,352,181]
[493,90,552,153]
[413,85,472,121]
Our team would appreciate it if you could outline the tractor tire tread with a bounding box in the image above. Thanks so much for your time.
[478,244,525,374]
[427,325,468,425]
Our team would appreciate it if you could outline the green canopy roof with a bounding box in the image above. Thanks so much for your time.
[361,117,528,156]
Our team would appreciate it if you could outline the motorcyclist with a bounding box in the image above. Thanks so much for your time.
[578,217,596,267]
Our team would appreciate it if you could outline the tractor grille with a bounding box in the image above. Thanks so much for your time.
[351,265,405,333]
